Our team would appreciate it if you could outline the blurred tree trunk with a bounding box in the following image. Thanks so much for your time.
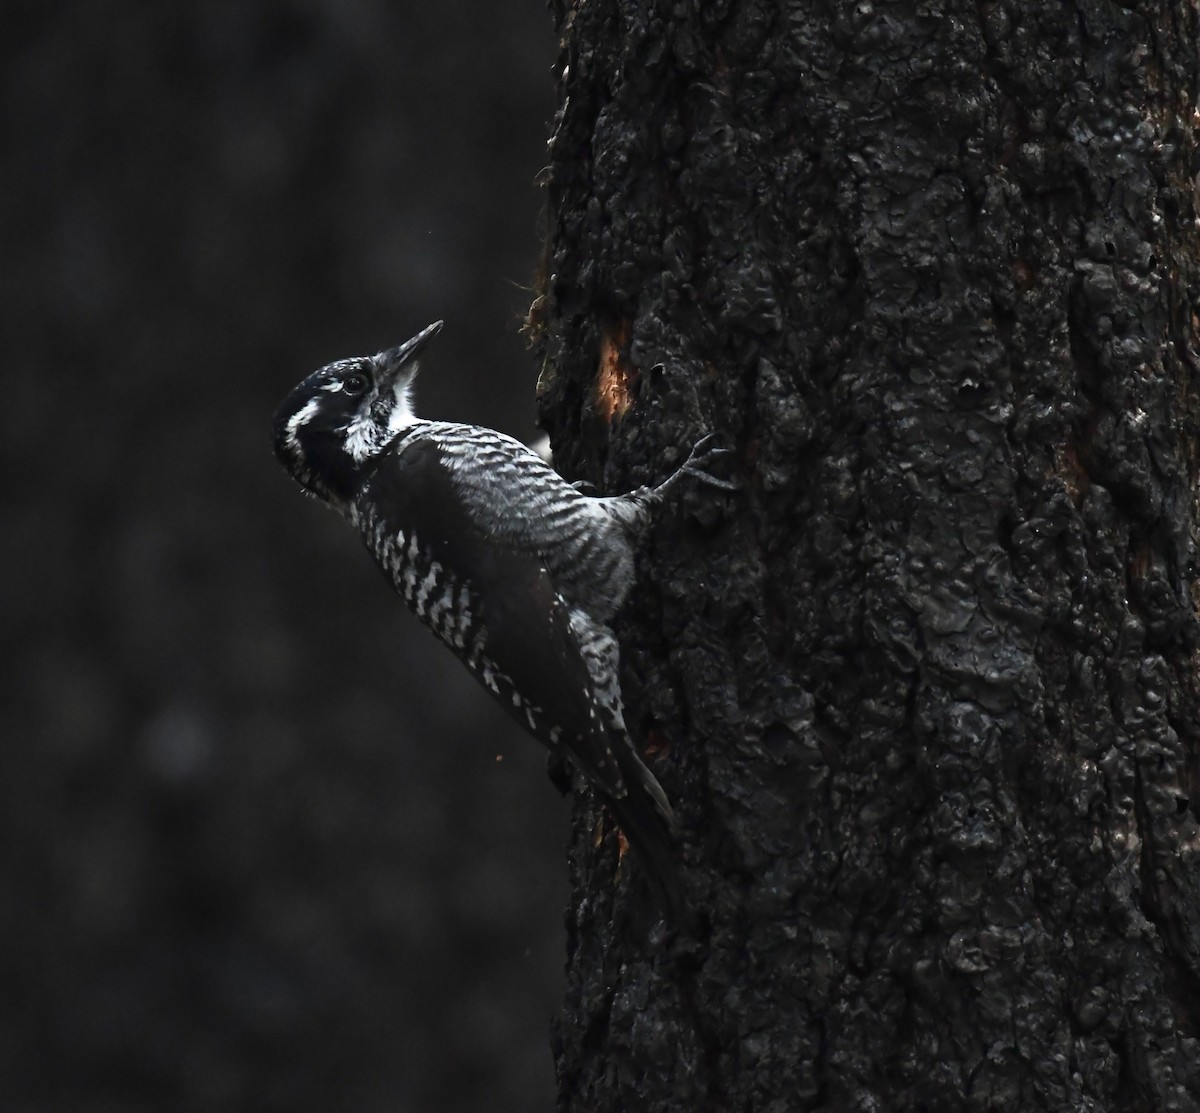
[530,1,1200,1110]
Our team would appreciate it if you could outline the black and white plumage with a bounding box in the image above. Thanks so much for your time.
[272,321,734,915]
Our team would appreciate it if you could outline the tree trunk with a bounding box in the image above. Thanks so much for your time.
[530,1,1200,1110]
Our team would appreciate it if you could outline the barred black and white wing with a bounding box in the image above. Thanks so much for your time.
[414,421,644,621]
[355,427,671,828]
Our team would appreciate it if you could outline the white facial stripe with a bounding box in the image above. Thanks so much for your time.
[285,397,322,453]
[324,362,420,464]
[386,372,418,435]
[344,413,382,463]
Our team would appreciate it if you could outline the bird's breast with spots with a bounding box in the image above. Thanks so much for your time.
[365,514,477,654]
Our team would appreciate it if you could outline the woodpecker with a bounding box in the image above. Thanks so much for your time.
[272,321,735,916]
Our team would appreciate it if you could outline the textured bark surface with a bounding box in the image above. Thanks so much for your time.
[532,1,1200,1109]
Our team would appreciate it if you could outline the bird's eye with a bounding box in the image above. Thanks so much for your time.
[343,372,371,397]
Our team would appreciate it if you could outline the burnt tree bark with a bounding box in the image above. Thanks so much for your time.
[529,1,1200,1111]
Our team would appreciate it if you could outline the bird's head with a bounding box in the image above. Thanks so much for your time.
[272,320,443,510]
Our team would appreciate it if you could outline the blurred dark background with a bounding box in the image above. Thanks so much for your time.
[2,3,566,1110]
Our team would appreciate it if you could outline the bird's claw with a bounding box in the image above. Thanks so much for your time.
[680,434,740,492]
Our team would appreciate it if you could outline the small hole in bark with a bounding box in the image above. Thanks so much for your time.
[956,380,991,405]
[762,722,796,749]
[1105,241,1116,255]
[1177,795,1190,815]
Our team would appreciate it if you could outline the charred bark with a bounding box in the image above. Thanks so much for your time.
[530,1,1200,1110]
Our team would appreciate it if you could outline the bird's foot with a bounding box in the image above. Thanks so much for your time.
[678,433,739,492]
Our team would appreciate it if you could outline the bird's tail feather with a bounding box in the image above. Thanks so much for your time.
[606,788,690,929]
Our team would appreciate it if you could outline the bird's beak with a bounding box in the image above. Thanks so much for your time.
[378,320,444,377]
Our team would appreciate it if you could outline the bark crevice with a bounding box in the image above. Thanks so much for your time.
[536,2,1200,1110]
